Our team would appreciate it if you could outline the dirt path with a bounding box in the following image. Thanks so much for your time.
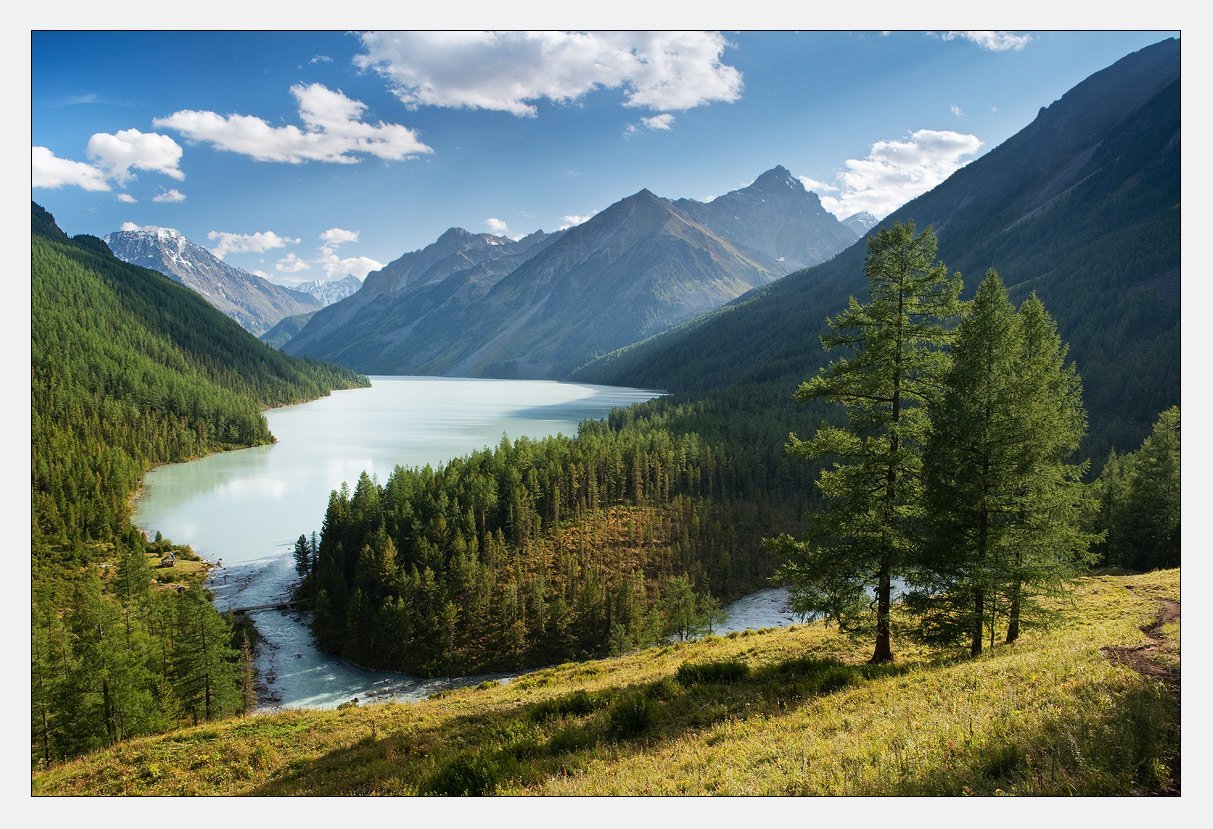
[1101,587,1180,794]
[1102,591,1180,693]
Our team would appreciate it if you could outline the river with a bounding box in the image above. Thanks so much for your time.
[133,376,798,709]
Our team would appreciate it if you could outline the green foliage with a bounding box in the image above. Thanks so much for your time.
[606,693,656,739]
[299,414,794,674]
[912,275,1096,652]
[422,753,503,796]
[29,203,366,764]
[1092,407,1180,570]
[675,659,750,686]
[775,222,962,662]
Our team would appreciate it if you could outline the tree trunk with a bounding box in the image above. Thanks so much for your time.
[871,563,893,663]
[971,588,984,656]
[1007,584,1021,643]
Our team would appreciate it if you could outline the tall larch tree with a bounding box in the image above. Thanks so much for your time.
[772,222,962,662]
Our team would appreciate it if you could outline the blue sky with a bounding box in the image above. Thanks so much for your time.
[32,30,1176,285]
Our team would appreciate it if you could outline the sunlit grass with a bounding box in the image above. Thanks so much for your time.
[32,570,1178,796]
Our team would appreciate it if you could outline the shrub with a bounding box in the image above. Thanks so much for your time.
[607,694,655,739]
[528,690,602,723]
[421,753,502,796]
[675,659,750,686]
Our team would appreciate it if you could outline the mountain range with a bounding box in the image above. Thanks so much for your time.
[283,166,861,377]
[103,226,323,335]
[577,37,1181,459]
[292,275,363,307]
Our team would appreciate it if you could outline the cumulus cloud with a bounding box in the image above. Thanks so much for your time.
[942,31,1033,52]
[355,31,742,117]
[626,112,676,136]
[152,188,187,203]
[797,176,839,195]
[309,54,332,64]
[950,104,964,117]
[558,212,597,230]
[319,227,359,245]
[815,129,983,219]
[120,221,141,231]
[154,83,432,164]
[484,217,510,235]
[276,252,311,273]
[116,193,137,203]
[207,229,300,259]
[32,146,111,191]
[86,129,184,185]
[319,250,383,280]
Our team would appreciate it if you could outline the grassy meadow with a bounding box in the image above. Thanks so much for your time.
[32,569,1179,796]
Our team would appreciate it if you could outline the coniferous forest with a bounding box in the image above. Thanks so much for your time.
[31,204,367,764]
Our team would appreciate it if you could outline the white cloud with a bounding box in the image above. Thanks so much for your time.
[642,113,675,130]
[319,250,383,280]
[484,217,510,235]
[950,104,964,117]
[86,129,184,185]
[253,269,271,278]
[154,83,432,164]
[120,221,141,231]
[276,252,311,273]
[815,129,984,220]
[115,193,137,203]
[152,188,187,203]
[355,31,742,117]
[309,54,332,64]
[942,31,1033,52]
[319,227,359,246]
[558,212,596,230]
[992,106,1000,113]
[797,176,839,195]
[626,112,676,136]
[207,229,300,259]
[32,146,111,191]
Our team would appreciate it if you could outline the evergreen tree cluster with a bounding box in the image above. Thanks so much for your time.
[775,224,1107,661]
[32,549,252,767]
[298,420,798,674]
[1091,407,1181,571]
[30,203,366,764]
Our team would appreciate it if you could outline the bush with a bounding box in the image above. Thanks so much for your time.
[528,690,602,723]
[675,659,751,686]
[421,753,502,796]
[607,694,656,739]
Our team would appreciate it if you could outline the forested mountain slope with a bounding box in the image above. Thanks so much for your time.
[33,202,367,553]
[577,38,1180,459]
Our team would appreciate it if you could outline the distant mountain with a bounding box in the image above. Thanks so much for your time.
[673,165,857,273]
[260,311,316,349]
[104,226,321,335]
[842,212,879,237]
[577,38,1180,459]
[286,185,795,377]
[284,167,859,378]
[292,275,362,307]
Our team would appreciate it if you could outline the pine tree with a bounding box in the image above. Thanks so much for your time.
[773,222,961,662]
[1003,293,1094,642]
[1111,407,1180,570]
[914,277,1093,653]
[914,273,1027,654]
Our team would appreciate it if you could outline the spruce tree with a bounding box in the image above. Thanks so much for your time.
[1003,293,1094,642]
[914,277,1093,654]
[772,222,961,662]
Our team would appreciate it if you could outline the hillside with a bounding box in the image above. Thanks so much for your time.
[577,38,1180,460]
[32,569,1179,796]
[104,225,322,335]
[33,202,368,553]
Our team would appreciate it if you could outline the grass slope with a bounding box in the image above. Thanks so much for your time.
[33,570,1178,796]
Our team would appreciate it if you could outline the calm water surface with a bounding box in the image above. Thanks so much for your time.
[133,376,799,709]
